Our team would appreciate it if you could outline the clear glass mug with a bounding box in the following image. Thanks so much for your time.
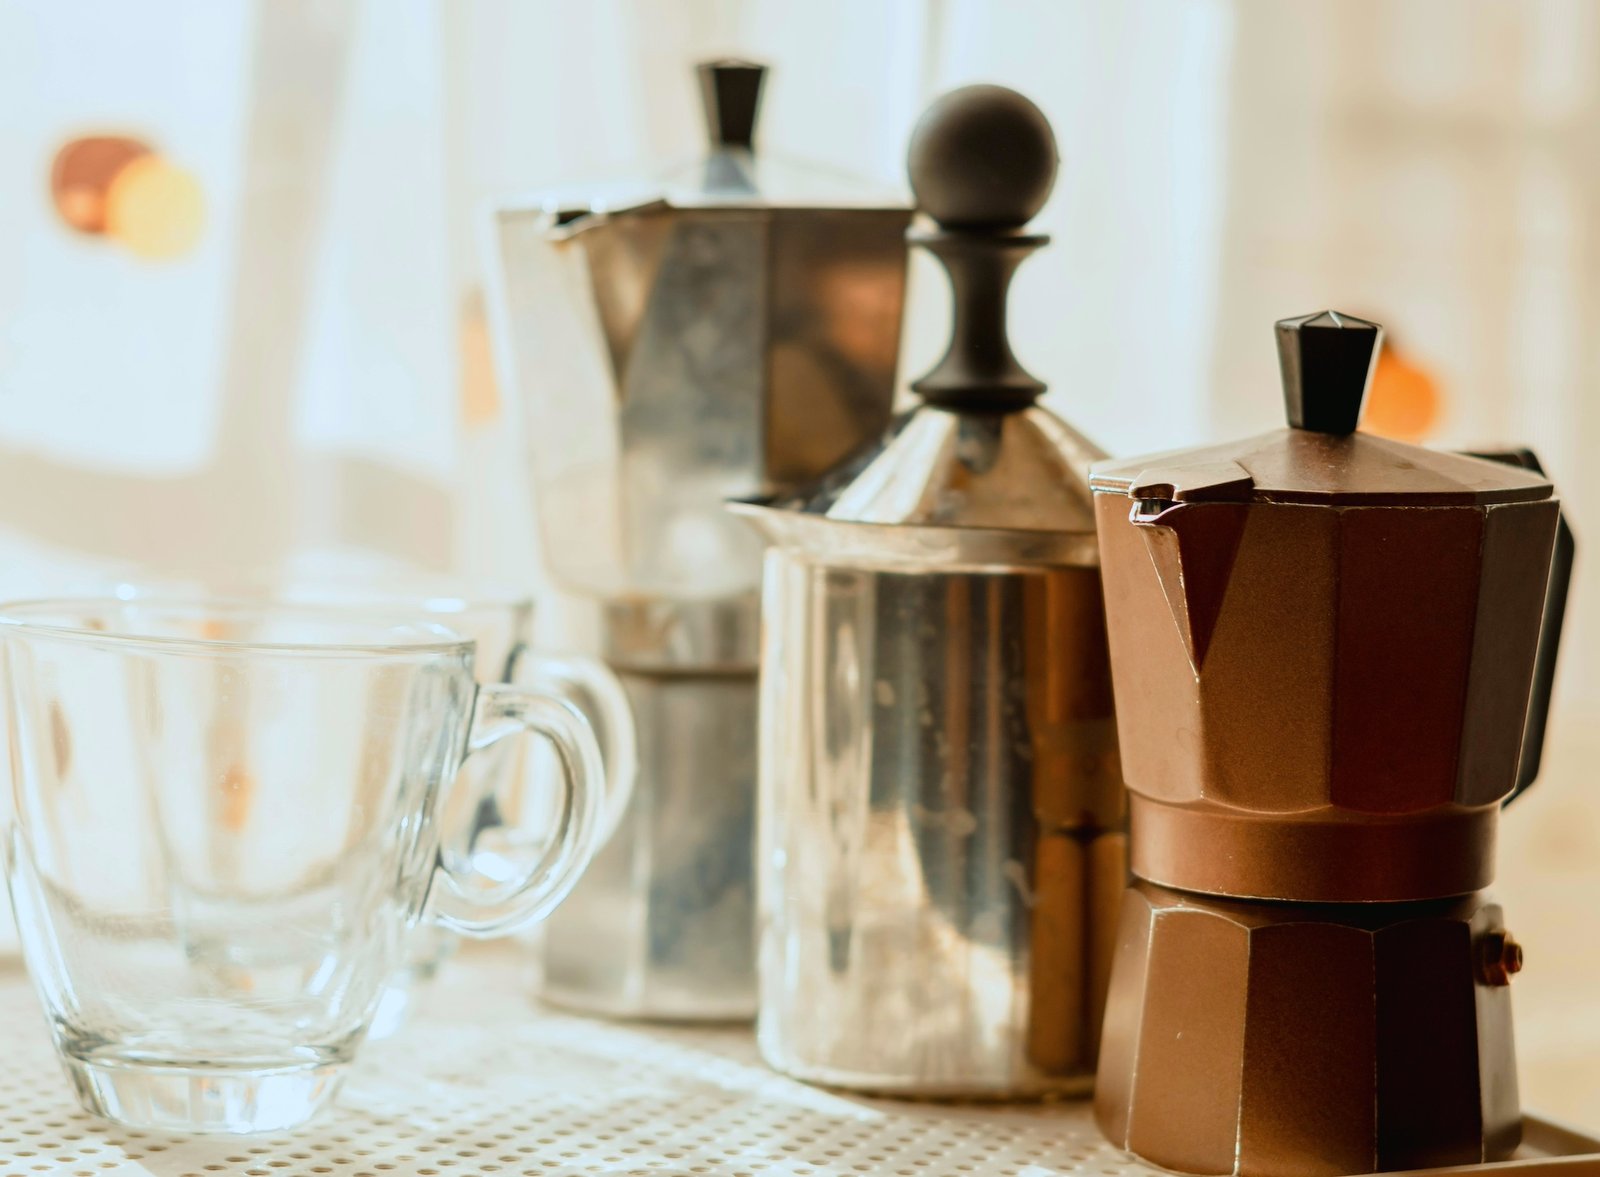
[374,592,636,1031]
[105,579,638,1032]
[0,598,607,1133]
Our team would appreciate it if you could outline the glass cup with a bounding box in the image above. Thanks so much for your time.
[0,598,606,1133]
[297,590,635,1034]
[107,578,638,1031]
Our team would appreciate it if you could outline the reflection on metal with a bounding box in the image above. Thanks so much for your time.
[492,202,910,604]
[735,84,1127,1095]
[748,551,1123,1096]
[487,61,910,1020]
[539,669,757,1020]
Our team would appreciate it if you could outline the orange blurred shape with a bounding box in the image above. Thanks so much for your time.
[50,134,204,259]
[1364,343,1442,442]
[220,761,256,832]
[106,154,205,259]
[51,135,149,233]
[459,289,501,427]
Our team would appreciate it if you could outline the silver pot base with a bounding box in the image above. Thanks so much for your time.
[535,666,758,1023]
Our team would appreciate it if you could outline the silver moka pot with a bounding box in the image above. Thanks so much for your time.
[732,86,1126,1095]
[486,60,911,1019]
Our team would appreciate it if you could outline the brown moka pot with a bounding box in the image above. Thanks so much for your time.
[1089,312,1574,1177]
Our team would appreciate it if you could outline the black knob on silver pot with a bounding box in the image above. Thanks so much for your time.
[906,85,1058,413]
[698,59,766,150]
[908,84,1057,229]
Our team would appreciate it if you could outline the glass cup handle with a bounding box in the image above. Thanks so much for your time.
[508,649,638,844]
[430,684,603,939]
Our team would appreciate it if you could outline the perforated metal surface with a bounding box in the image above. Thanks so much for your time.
[0,945,1149,1177]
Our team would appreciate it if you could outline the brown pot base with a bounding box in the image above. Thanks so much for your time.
[1095,881,1521,1177]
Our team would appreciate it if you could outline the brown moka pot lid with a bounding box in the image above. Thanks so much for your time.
[1090,311,1554,507]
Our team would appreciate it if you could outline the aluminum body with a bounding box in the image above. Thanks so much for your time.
[742,516,1122,1096]
[727,83,1128,1096]
[486,112,909,1019]
[526,592,763,1020]
[526,601,759,1019]
[539,665,757,1019]
[491,201,910,603]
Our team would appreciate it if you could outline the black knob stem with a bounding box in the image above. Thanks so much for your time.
[1276,310,1383,435]
[911,230,1047,411]
[698,59,766,150]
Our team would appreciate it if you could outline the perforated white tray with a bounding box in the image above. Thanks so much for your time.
[0,945,1594,1177]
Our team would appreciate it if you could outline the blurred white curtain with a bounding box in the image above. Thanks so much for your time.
[0,0,454,590]
[0,1,346,587]
[4,0,1591,711]
[0,0,1231,593]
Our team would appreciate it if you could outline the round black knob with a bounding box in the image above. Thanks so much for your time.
[907,84,1058,229]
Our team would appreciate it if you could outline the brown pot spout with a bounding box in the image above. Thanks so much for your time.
[1129,497,1247,674]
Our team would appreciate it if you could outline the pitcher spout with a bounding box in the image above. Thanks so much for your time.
[1128,474,1250,674]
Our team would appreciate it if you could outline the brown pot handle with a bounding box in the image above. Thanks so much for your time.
[1468,448,1575,803]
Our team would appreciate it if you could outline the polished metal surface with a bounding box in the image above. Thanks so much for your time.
[489,201,909,607]
[485,67,910,1022]
[766,404,1104,534]
[537,668,758,1020]
[733,386,1117,1087]
[600,591,761,671]
[731,213,1123,1090]
[728,503,1101,572]
[751,546,1124,1095]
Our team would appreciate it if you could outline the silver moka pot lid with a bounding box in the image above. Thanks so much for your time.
[733,84,1104,568]
[530,59,905,230]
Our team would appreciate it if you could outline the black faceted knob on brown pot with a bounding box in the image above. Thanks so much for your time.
[907,84,1060,412]
[1276,310,1384,435]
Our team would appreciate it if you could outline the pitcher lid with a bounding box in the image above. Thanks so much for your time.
[1090,311,1553,507]
[762,404,1103,533]
[751,84,1103,540]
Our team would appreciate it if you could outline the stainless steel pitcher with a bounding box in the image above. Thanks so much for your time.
[486,60,911,1019]
[732,85,1126,1095]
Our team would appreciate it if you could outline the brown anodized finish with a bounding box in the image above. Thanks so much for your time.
[1090,311,1572,1176]
[1089,312,1560,903]
[1096,881,1520,1177]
